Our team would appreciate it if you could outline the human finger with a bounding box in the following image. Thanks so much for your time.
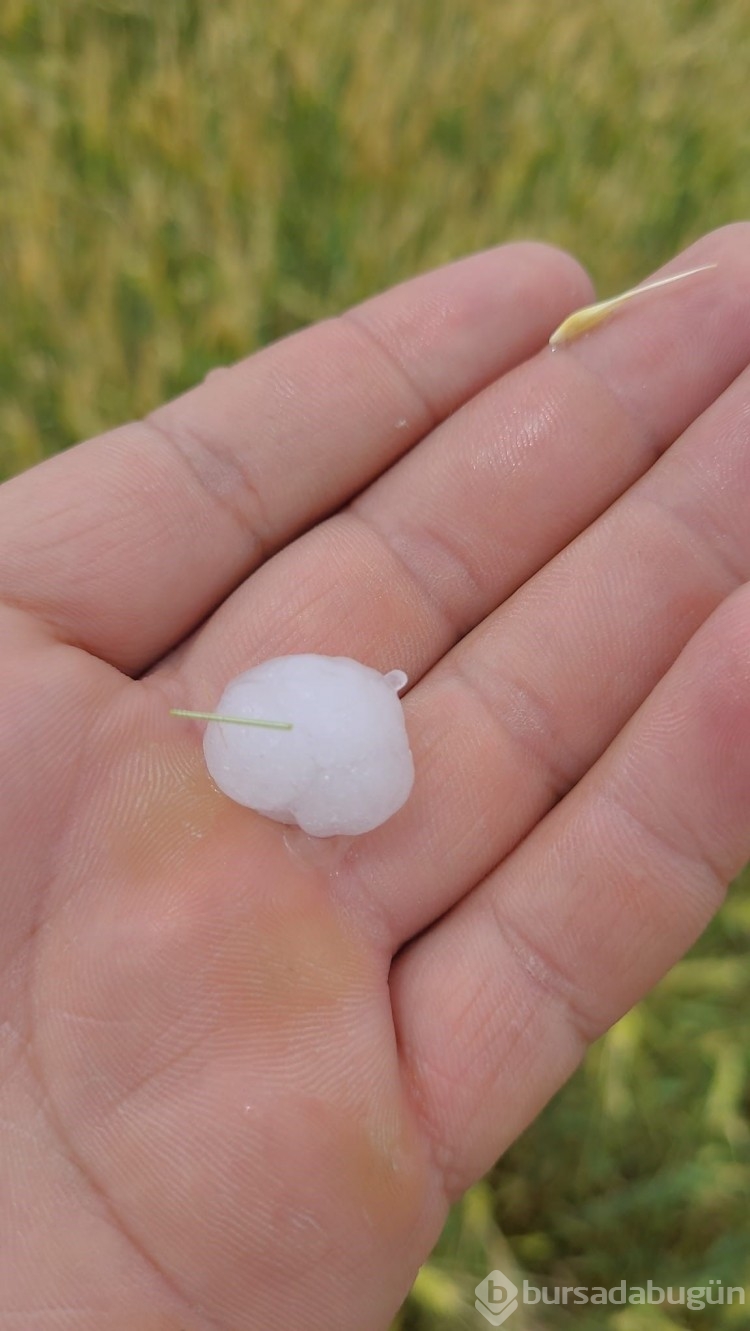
[0,244,589,673]
[390,584,750,1195]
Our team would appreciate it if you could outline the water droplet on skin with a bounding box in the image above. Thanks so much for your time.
[383,669,408,694]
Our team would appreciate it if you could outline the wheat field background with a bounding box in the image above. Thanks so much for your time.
[2,1,750,1327]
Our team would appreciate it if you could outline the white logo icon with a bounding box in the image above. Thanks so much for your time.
[474,1269,519,1325]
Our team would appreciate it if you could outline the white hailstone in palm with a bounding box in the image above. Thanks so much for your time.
[173,655,414,837]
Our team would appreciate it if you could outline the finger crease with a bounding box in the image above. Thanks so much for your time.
[485,890,605,1048]
[596,782,729,914]
[449,654,582,808]
[346,507,468,644]
[141,414,269,562]
[340,308,439,434]
[637,484,748,595]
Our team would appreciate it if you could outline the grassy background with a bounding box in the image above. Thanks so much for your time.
[2,0,749,1325]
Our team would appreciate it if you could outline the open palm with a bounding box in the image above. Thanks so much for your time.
[2,227,750,1331]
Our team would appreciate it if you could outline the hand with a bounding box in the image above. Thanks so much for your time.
[2,226,750,1331]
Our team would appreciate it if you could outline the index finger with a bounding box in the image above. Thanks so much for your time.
[0,244,591,673]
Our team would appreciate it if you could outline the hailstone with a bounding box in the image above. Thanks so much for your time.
[202,654,414,837]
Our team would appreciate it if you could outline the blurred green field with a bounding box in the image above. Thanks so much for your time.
[2,0,750,1326]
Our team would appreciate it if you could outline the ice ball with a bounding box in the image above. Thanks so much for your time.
[202,655,414,837]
